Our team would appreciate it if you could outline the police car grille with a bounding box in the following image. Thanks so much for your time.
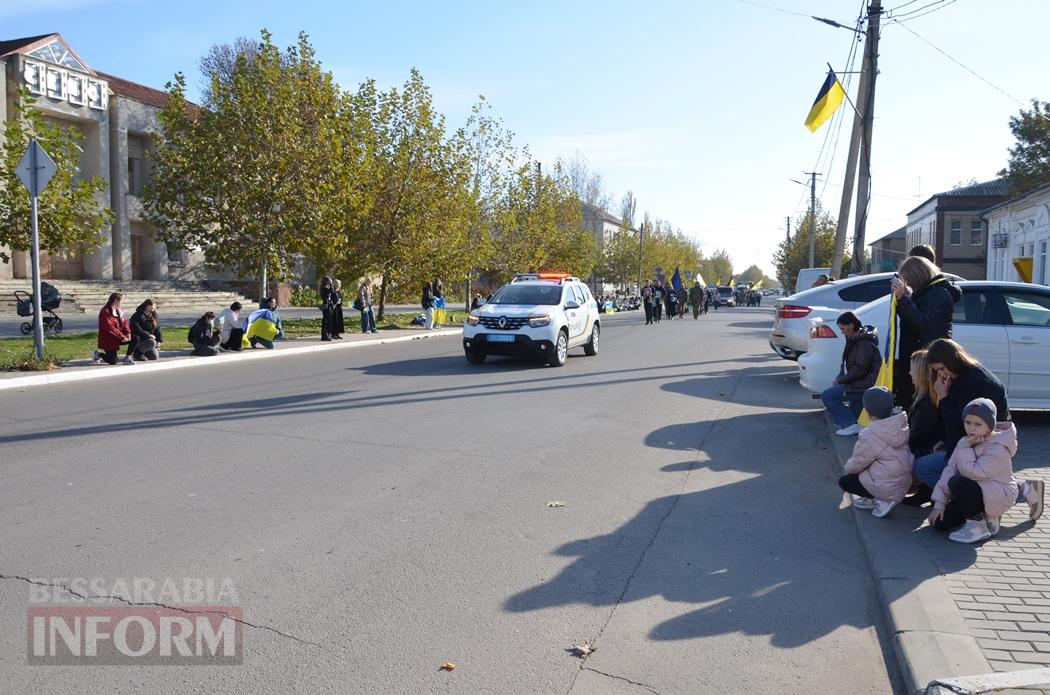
[480,317,528,329]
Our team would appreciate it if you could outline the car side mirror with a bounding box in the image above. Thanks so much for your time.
[565,301,580,310]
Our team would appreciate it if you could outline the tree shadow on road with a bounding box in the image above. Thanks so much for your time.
[505,411,890,649]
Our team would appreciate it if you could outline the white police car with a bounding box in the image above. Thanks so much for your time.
[462,274,601,366]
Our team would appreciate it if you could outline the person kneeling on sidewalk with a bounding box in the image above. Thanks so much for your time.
[822,311,881,436]
[218,302,244,351]
[189,312,220,356]
[838,387,914,519]
[928,398,1019,543]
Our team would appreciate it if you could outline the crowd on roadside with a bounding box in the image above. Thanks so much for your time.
[819,244,1044,544]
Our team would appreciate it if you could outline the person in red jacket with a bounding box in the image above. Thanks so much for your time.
[93,293,131,365]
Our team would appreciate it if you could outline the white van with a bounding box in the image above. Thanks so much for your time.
[794,267,831,294]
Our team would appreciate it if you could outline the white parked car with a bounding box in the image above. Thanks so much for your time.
[797,281,1050,410]
[462,274,600,367]
[769,271,961,360]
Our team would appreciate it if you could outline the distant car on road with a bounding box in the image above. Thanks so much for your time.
[716,286,736,307]
[797,281,1050,410]
[462,273,600,367]
[769,271,962,361]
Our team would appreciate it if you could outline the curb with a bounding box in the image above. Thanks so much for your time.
[824,419,991,694]
[0,328,460,392]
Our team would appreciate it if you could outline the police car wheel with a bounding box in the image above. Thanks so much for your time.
[465,349,486,364]
[584,324,599,356]
[548,330,568,367]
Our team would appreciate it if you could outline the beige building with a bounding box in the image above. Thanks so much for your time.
[983,182,1050,286]
[1,33,187,282]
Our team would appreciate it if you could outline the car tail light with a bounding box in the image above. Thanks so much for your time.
[777,304,812,319]
[810,324,837,339]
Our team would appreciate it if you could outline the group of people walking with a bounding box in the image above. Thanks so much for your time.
[640,280,714,324]
[822,244,1044,543]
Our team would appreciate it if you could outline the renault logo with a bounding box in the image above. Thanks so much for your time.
[498,316,507,329]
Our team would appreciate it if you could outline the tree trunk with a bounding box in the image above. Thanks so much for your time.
[377,273,388,322]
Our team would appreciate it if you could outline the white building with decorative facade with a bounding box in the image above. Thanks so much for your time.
[1,33,189,282]
[983,182,1050,286]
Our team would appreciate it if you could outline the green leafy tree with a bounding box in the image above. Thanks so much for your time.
[1000,99,1050,196]
[144,31,346,297]
[698,248,733,285]
[772,209,848,292]
[0,90,112,263]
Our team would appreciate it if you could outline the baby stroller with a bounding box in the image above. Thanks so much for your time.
[15,282,63,336]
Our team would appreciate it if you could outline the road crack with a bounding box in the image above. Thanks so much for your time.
[566,368,749,694]
[0,574,331,653]
[581,665,661,694]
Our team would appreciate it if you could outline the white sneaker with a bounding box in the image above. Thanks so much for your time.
[1024,480,1044,521]
[91,349,100,364]
[122,356,136,365]
[949,519,992,544]
[986,516,1001,535]
[872,499,898,518]
[836,424,863,436]
[852,496,876,510]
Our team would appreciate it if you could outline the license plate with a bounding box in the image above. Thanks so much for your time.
[487,334,515,343]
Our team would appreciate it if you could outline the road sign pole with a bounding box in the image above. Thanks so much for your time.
[29,142,45,360]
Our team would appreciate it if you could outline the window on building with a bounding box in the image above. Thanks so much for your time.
[27,40,88,72]
[1040,240,1048,286]
[970,220,983,246]
[950,220,962,245]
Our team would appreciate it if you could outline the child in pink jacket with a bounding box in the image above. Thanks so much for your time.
[928,398,1019,544]
[839,387,914,518]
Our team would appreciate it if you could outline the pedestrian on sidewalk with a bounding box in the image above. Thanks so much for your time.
[928,399,1019,543]
[909,338,1043,519]
[907,349,939,458]
[838,386,914,519]
[320,276,336,341]
[189,312,220,356]
[891,255,961,408]
[665,285,677,320]
[422,281,435,329]
[677,286,688,318]
[358,278,377,334]
[332,279,345,339]
[218,302,244,351]
[822,312,881,436]
[652,282,664,323]
[92,293,131,366]
[642,281,653,325]
[433,279,445,327]
[126,299,162,363]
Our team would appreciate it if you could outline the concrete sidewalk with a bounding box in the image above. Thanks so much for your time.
[827,419,1050,694]
[0,326,460,392]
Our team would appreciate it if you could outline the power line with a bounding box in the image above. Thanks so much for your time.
[885,0,923,12]
[892,0,959,22]
[888,0,951,20]
[890,18,1049,121]
[735,0,818,19]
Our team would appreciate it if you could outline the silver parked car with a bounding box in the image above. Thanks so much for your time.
[768,271,962,360]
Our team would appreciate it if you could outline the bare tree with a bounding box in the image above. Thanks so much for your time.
[562,151,611,211]
[199,36,259,103]
[619,190,637,229]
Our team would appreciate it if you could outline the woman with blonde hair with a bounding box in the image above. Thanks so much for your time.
[907,349,939,458]
[891,255,961,407]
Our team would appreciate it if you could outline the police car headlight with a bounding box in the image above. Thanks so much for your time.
[467,313,481,326]
[529,315,551,327]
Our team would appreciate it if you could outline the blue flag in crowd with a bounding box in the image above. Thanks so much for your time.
[671,268,684,291]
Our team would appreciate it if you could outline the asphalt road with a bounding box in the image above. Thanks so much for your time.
[0,308,902,694]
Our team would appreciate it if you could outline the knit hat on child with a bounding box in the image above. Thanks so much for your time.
[862,386,894,420]
[964,397,996,430]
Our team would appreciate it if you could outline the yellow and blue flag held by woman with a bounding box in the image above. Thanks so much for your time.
[858,293,897,426]
[804,69,846,132]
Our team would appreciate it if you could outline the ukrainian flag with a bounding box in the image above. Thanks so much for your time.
[805,70,846,133]
[243,308,279,347]
[858,294,897,426]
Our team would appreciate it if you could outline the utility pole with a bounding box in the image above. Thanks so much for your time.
[637,222,644,294]
[805,171,819,267]
[830,0,882,278]
[785,216,791,242]
[851,0,882,274]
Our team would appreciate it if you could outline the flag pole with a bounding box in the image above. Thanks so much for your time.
[827,63,863,120]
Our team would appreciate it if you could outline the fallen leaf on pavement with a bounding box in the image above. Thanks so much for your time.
[439,662,456,671]
[568,642,597,658]
[546,501,566,508]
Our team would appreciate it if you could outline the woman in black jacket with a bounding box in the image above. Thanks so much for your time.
[891,256,961,407]
[127,299,162,362]
[320,276,335,341]
[332,279,345,339]
[821,311,881,435]
[906,349,939,457]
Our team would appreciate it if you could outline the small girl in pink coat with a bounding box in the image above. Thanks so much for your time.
[928,398,1019,544]
[839,387,915,519]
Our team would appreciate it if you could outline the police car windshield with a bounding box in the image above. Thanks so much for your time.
[489,284,563,305]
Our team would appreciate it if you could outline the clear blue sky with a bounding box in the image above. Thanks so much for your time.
[6,0,1046,277]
